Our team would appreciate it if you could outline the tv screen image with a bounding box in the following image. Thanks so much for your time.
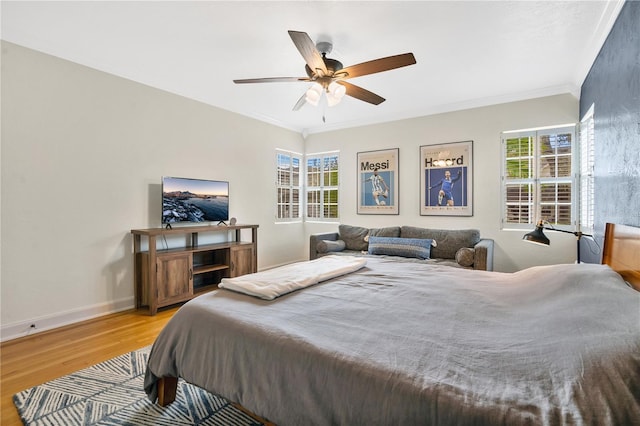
[162,177,229,225]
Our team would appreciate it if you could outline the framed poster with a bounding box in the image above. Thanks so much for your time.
[420,141,473,216]
[357,148,399,215]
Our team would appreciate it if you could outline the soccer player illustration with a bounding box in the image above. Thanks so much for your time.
[428,169,462,206]
[364,168,390,206]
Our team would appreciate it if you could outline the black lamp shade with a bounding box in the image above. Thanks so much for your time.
[522,225,550,246]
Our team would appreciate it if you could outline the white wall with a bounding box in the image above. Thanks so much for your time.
[1,41,580,341]
[304,94,580,273]
[1,42,305,339]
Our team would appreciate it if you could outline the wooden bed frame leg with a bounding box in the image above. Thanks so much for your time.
[157,376,178,406]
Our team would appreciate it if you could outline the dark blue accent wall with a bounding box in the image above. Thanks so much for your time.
[579,1,640,263]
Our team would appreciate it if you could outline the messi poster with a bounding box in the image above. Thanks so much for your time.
[357,148,399,215]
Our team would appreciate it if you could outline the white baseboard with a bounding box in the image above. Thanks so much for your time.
[1,297,135,342]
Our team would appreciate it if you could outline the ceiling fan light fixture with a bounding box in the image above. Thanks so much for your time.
[328,81,346,99]
[305,83,323,106]
[326,93,341,107]
[325,81,346,107]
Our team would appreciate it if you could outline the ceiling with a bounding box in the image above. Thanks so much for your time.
[1,1,624,135]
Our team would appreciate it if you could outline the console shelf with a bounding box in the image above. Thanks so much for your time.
[131,225,258,315]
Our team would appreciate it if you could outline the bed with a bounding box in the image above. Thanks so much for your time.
[144,223,640,425]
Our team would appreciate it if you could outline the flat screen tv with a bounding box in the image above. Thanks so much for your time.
[162,176,229,226]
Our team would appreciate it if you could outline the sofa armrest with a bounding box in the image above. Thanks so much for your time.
[473,239,494,271]
[309,232,340,260]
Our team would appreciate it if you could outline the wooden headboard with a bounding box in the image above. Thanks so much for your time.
[602,223,640,291]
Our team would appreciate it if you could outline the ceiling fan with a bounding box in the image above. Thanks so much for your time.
[233,30,416,111]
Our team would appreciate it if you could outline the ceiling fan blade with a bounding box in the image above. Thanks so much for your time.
[233,77,310,84]
[288,30,328,76]
[339,53,416,79]
[340,81,385,105]
[293,92,307,111]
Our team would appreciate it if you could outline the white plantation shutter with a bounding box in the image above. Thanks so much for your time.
[537,128,574,225]
[502,125,577,229]
[306,152,339,220]
[579,106,595,231]
[276,150,302,221]
[503,133,536,225]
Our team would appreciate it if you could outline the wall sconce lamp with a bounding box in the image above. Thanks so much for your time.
[523,220,593,263]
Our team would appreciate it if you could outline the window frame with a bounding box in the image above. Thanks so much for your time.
[275,149,302,223]
[305,151,340,222]
[501,124,577,231]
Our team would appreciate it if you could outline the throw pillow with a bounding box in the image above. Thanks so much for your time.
[368,236,434,260]
[455,247,475,267]
[316,239,346,254]
[339,224,370,251]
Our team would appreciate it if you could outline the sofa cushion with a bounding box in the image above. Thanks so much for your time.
[400,226,480,259]
[455,247,475,267]
[339,225,370,251]
[317,239,346,254]
[368,226,401,239]
[368,236,434,260]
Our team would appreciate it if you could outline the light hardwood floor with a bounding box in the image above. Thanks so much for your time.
[1,306,179,425]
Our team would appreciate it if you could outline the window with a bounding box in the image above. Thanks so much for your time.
[501,125,576,229]
[306,152,339,221]
[276,150,302,221]
[579,105,595,231]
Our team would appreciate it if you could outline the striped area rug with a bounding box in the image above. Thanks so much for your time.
[13,346,265,425]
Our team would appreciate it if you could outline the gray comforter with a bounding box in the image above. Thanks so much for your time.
[144,258,640,425]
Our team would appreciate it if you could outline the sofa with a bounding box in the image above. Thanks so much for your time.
[310,224,494,271]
